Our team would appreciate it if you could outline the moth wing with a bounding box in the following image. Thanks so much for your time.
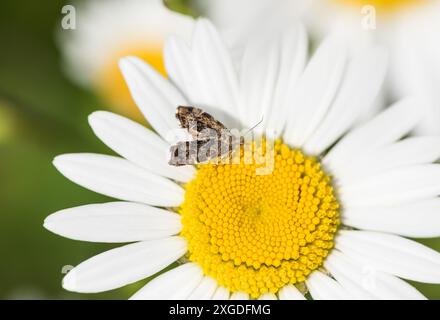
[217,135,242,164]
[169,141,198,166]
[169,139,218,166]
[176,106,228,139]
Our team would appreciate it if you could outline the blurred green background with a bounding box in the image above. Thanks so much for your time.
[0,0,440,299]
[0,0,149,299]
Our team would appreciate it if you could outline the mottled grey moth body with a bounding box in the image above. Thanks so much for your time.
[169,106,242,166]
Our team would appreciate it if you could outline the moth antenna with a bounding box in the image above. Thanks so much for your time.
[244,115,264,136]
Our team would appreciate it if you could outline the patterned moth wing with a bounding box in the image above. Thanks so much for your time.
[169,140,208,166]
[175,106,227,139]
[168,106,242,166]
[168,139,224,166]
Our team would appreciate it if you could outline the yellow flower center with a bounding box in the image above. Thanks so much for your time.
[95,42,166,121]
[334,0,428,14]
[180,140,340,298]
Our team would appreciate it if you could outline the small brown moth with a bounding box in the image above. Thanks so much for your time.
[169,106,243,166]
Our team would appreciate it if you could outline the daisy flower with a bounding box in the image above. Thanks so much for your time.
[197,0,303,63]
[45,19,440,300]
[58,0,193,120]
[292,0,440,135]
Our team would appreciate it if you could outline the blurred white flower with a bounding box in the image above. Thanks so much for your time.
[202,0,440,134]
[293,0,440,135]
[46,19,440,300]
[197,0,304,62]
[58,0,194,120]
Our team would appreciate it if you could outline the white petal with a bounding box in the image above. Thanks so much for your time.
[119,56,187,139]
[339,164,440,207]
[211,286,230,300]
[325,251,376,299]
[283,36,347,147]
[88,111,195,182]
[187,276,218,300]
[237,24,307,134]
[343,198,440,238]
[325,98,424,173]
[306,270,350,300]
[190,19,240,127]
[336,230,440,283]
[390,14,440,136]
[164,35,215,114]
[278,285,306,300]
[53,153,184,207]
[371,272,427,300]
[164,35,194,97]
[304,48,387,154]
[325,250,425,300]
[230,292,250,300]
[266,24,308,137]
[238,35,279,133]
[44,202,182,243]
[63,237,187,293]
[130,263,203,300]
[335,136,440,185]
[258,293,277,300]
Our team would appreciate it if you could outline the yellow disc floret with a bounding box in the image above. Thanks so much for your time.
[180,139,340,298]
